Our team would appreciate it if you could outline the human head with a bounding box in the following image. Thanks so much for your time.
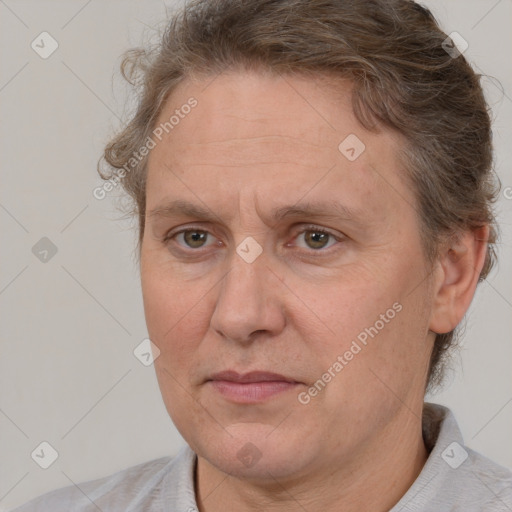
[100,0,498,391]
[99,0,498,490]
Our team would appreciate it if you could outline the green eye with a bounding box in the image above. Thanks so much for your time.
[296,228,338,251]
[179,230,210,248]
[165,225,342,254]
[303,230,331,249]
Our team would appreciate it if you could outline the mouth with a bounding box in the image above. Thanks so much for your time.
[206,370,301,403]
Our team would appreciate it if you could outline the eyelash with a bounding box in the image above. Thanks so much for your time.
[163,224,344,255]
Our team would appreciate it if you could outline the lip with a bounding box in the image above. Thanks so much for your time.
[207,370,300,403]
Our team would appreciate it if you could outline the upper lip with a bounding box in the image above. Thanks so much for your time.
[208,370,298,383]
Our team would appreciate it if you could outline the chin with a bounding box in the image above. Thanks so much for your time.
[195,422,319,481]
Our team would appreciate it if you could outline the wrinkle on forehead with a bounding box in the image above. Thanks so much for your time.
[177,134,338,169]
[183,134,328,149]
[146,71,412,225]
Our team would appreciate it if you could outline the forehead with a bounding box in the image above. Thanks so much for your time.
[154,71,398,153]
[145,70,412,217]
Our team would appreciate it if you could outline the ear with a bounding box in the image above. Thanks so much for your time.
[429,225,490,334]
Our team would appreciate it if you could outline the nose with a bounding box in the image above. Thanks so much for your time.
[209,251,286,344]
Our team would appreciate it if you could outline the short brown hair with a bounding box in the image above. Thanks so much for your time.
[100,0,500,391]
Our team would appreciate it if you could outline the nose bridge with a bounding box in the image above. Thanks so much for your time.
[210,248,284,342]
[225,254,263,303]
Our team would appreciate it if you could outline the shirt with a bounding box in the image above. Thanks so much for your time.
[10,403,512,511]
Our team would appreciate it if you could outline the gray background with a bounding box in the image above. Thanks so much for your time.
[1,0,511,509]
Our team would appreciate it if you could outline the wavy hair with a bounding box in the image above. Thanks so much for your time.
[99,0,500,391]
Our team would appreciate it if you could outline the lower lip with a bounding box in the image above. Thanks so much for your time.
[209,380,298,403]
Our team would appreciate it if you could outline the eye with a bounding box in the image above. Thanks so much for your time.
[292,226,341,251]
[167,228,217,249]
[164,225,343,254]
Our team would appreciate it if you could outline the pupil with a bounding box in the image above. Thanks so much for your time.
[307,231,327,248]
[186,231,206,247]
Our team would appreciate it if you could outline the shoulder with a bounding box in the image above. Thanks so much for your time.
[9,455,175,512]
[395,403,512,511]
[450,446,512,511]
[431,446,512,511]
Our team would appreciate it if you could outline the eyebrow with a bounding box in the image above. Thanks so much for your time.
[147,199,363,224]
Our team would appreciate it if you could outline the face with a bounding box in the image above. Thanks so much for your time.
[141,70,435,482]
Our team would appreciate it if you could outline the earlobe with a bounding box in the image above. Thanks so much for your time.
[429,226,489,334]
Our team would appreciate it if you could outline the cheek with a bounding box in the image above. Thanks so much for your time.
[141,263,207,363]
[290,267,394,350]
[142,268,209,426]
[298,257,430,385]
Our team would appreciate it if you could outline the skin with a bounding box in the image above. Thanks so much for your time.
[140,70,489,512]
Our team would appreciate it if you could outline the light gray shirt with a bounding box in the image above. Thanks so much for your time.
[10,403,512,511]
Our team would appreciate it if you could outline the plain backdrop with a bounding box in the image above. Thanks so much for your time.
[1,0,511,509]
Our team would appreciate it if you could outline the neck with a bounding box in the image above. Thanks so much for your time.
[195,408,428,512]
